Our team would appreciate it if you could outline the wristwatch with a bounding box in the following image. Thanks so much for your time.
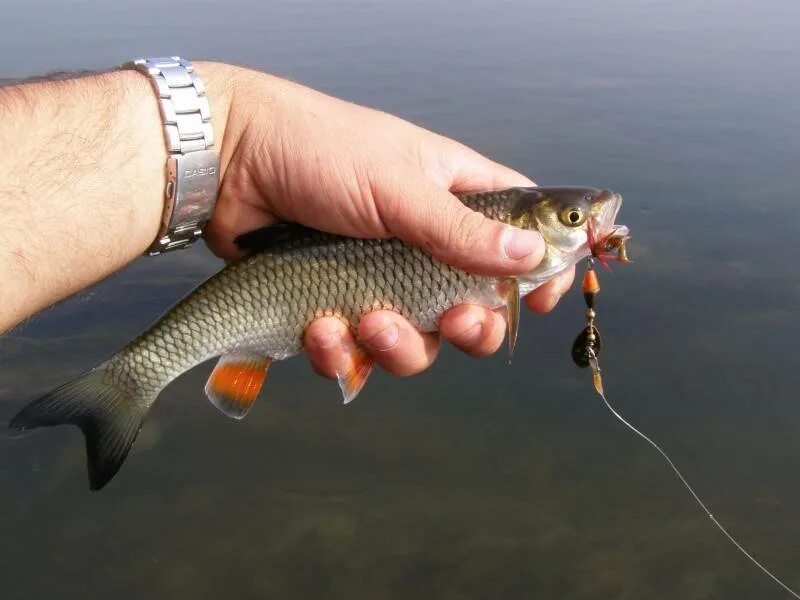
[126,57,220,255]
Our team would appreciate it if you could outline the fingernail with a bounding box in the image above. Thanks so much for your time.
[455,321,483,346]
[364,324,400,352]
[503,229,541,261]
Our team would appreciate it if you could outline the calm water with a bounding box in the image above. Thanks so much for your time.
[2,1,800,598]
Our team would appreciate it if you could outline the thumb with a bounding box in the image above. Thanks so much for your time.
[377,176,545,276]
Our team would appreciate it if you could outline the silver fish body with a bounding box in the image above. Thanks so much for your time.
[10,186,627,489]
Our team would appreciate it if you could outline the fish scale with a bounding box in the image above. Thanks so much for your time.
[9,186,628,489]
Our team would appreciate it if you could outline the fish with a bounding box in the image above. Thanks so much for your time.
[9,186,629,489]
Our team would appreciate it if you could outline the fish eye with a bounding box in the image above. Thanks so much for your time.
[560,207,586,227]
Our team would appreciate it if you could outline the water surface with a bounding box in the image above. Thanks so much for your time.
[1,1,799,598]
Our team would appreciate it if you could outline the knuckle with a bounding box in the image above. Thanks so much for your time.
[445,210,489,254]
[419,135,465,183]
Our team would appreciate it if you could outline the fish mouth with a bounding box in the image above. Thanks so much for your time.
[588,191,631,267]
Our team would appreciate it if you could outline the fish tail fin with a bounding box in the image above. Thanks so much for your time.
[9,365,150,490]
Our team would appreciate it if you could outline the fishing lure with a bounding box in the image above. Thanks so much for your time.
[572,256,800,599]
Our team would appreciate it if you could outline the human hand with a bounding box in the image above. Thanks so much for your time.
[200,63,575,378]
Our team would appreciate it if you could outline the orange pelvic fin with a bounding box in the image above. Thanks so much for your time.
[205,351,272,419]
[335,345,374,404]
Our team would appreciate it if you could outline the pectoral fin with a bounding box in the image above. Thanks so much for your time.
[335,346,374,404]
[500,278,521,360]
[205,351,272,419]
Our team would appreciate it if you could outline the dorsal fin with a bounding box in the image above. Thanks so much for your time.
[234,223,320,254]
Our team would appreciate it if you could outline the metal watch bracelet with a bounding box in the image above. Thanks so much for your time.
[126,57,220,255]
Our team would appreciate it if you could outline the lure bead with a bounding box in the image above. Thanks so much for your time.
[582,268,601,295]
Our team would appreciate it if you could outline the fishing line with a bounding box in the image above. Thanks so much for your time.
[574,255,799,598]
[596,380,800,599]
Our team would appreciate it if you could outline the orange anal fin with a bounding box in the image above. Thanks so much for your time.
[205,352,272,419]
[334,346,374,405]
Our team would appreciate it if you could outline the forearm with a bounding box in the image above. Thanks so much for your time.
[0,62,234,331]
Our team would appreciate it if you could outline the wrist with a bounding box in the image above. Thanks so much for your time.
[108,69,170,252]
